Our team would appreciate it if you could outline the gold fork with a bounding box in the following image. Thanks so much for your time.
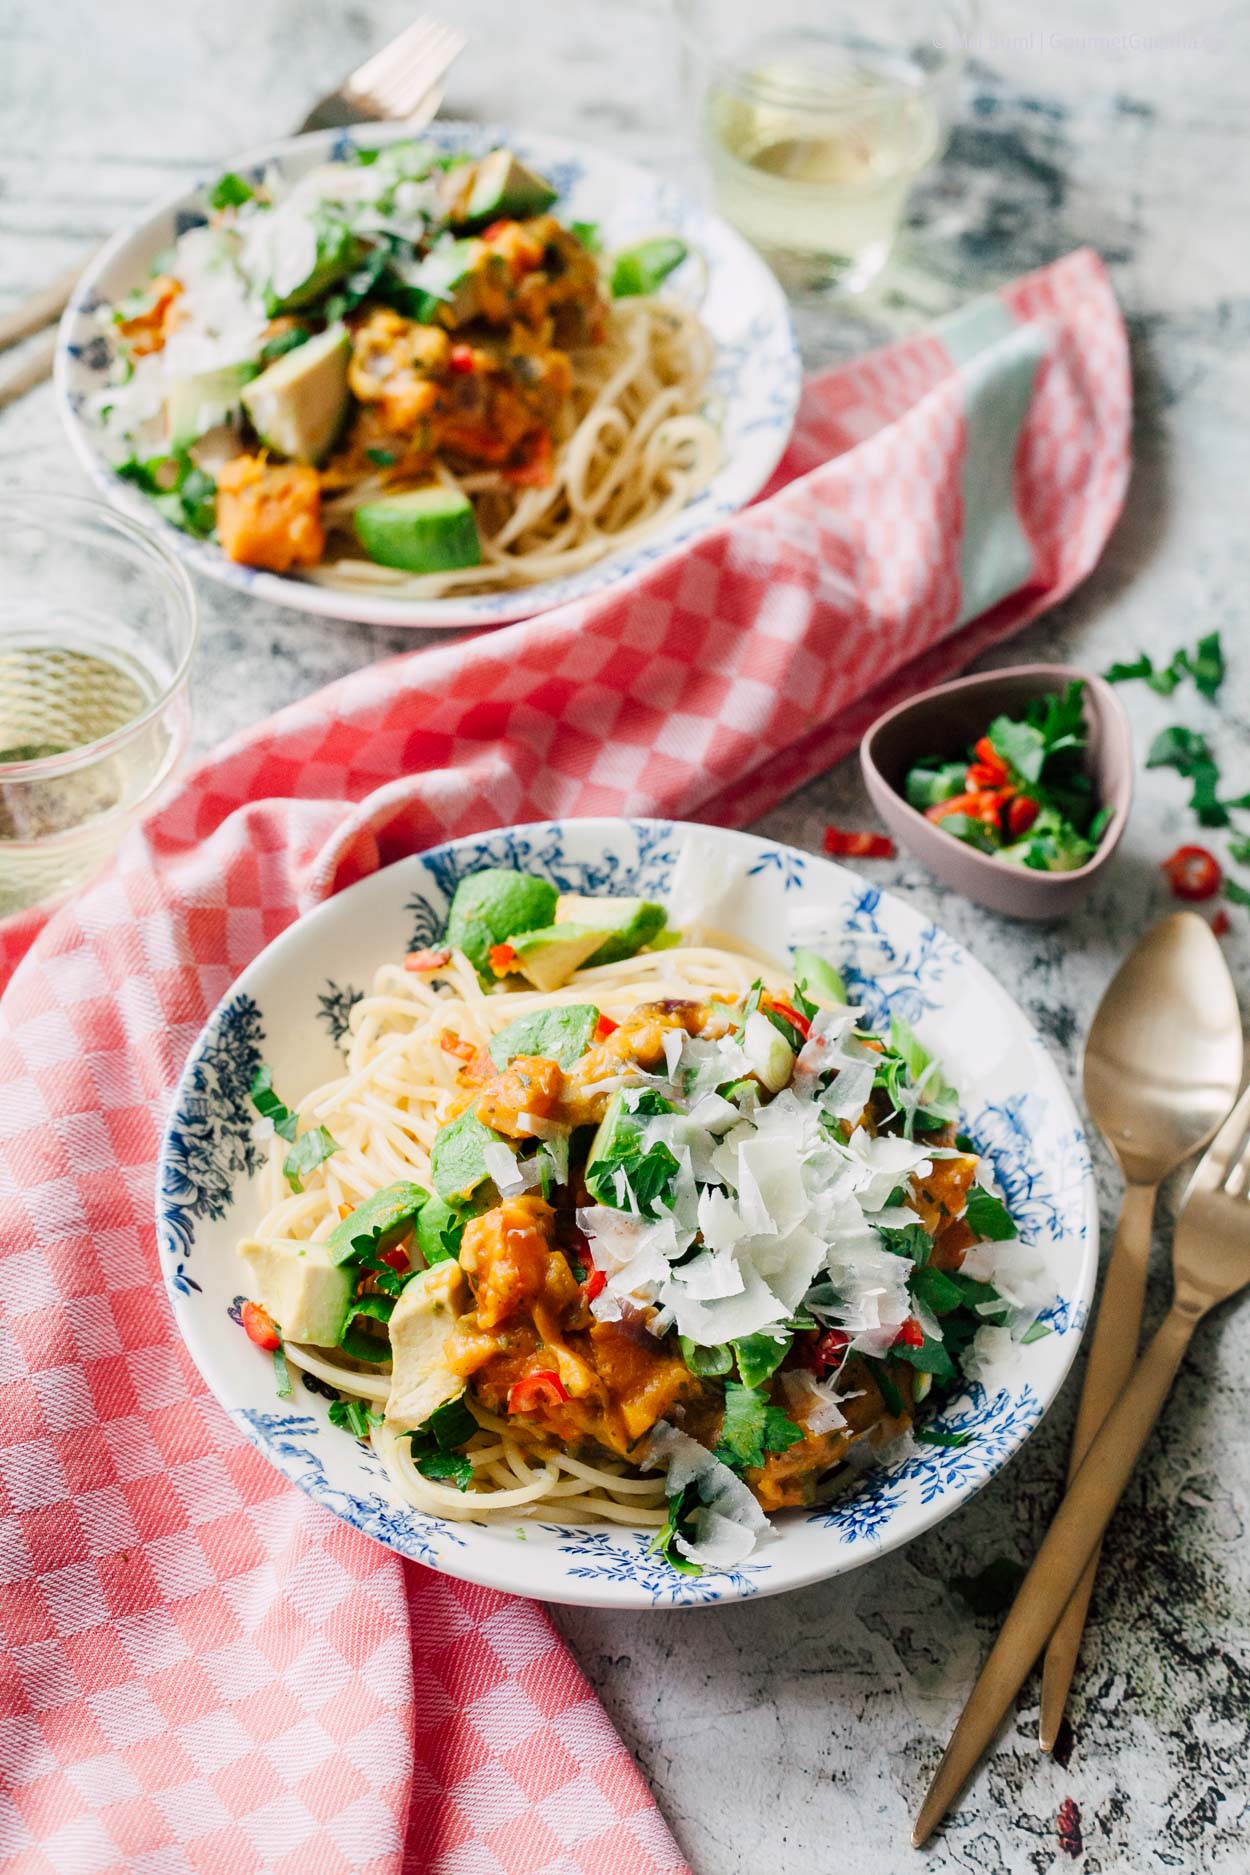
[913,1071,1250,1846]
[0,12,466,407]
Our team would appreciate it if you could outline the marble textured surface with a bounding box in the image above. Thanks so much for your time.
[3,3,1250,1870]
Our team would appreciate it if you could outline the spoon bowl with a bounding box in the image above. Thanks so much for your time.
[1083,911,1244,1185]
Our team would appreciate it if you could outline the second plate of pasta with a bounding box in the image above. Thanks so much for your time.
[57,123,800,628]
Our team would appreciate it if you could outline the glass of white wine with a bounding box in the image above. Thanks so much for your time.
[675,0,974,293]
[0,495,198,915]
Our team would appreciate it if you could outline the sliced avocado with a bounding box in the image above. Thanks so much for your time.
[264,211,364,315]
[444,869,558,976]
[585,1088,678,1205]
[407,237,488,324]
[554,893,667,966]
[431,1107,512,1203]
[241,323,351,465]
[610,237,688,299]
[165,362,255,451]
[353,486,481,574]
[325,1180,428,1268]
[506,924,607,993]
[792,946,847,1007]
[733,1331,791,1389]
[458,149,558,228]
[488,1004,599,1071]
[384,1260,470,1433]
[237,1237,354,1346]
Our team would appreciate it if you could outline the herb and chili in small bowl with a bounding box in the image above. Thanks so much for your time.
[861,664,1133,920]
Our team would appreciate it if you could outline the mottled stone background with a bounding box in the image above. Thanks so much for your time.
[2,2,1248,1868]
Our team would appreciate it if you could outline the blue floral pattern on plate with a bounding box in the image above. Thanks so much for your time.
[57,126,800,632]
[155,818,1098,1608]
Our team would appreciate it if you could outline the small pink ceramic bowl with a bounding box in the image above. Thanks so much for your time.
[861,663,1133,920]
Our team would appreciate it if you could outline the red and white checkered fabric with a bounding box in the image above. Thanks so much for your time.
[0,249,1129,1875]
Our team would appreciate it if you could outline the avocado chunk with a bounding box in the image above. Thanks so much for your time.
[431,1107,512,1203]
[505,924,608,993]
[488,1004,600,1071]
[407,237,488,324]
[384,1260,470,1432]
[554,893,667,966]
[165,362,255,451]
[792,946,847,1007]
[585,1088,678,1209]
[263,210,364,315]
[353,485,481,574]
[457,149,558,228]
[444,869,558,976]
[325,1180,428,1267]
[237,1236,355,1346]
[241,323,351,464]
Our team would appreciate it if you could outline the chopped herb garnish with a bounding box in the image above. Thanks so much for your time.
[571,219,601,252]
[329,1397,382,1439]
[407,1393,478,1490]
[714,1382,803,1473]
[249,1063,298,1142]
[272,1343,292,1399]
[1104,631,1224,701]
[914,1425,973,1448]
[208,171,254,210]
[282,1123,339,1194]
[1145,725,1234,828]
[339,1291,395,1362]
[366,446,398,467]
[964,1186,1017,1242]
[259,324,311,364]
[649,1480,703,1577]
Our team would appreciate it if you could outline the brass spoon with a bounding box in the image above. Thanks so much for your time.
[1038,911,1242,1748]
[914,1073,1250,1846]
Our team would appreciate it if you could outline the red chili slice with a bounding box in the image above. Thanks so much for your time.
[927,789,1010,829]
[507,1369,570,1414]
[404,947,451,973]
[1212,909,1231,936]
[1160,845,1222,902]
[765,996,811,1040]
[895,1317,925,1349]
[481,218,513,241]
[489,943,518,976]
[1006,795,1040,838]
[594,1013,619,1041]
[810,1327,849,1376]
[439,1029,477,1061]
[583,1269,606,1302]
[241,1300,281,1352]
[379,1245,410,1273]
[824,827,896,859]
[448,343,475,375]
[972,736,1009,784]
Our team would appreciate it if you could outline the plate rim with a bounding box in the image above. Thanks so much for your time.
[55,122,801,632]
[154,817,1098,1609]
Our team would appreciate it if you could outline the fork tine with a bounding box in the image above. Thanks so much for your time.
[349,16,439,92]
[344,16,466,119]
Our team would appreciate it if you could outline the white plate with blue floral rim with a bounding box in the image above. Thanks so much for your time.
[56,122,800,631]
[156,819,1097,1609]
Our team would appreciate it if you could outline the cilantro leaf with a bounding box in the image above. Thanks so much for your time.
[328,1397,381,1439]
[714,1383,803,1472]
[283,1124,339,1194]
[1185,631,1225,699]
[964,1186,1017,1242]
[338,1291,395,1362]
[424,1396,477,1450]
[1103,653,1155,685]
[1145,726,1228,822]
[649,1480,703,1576]
[366,446,398,467]
[879,1222,933,1267]
[415,1449,474,1490]
[1228,837,1250,865]
[249,1063,298,1142]
[209,171,254,210]
[910,1265,967,1316]
[1225,878,1250,907]
[987,714,1046,785]
[891,1327,956,1384]
[733,1332,791,1389]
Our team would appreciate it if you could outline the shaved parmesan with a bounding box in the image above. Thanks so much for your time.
[641,1422,768,1564]
[782,1368,849,1436]
[665,833,743,938]
[483,1142,524,1196]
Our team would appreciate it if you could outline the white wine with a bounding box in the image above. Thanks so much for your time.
[0,639,177,914]
[703,52,940,291]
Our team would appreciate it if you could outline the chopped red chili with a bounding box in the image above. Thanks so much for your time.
[764,996,811,1039]
[507,1370,569,1414]
[1212,908,1231,936]
[895,1317,925,1350]
[583,1269,606,1302]
[594,1013,619,1041]
[489,943,518,976]
[439,1029,477,1061]
[971,736,1009,784]
[449,343,475,375]
[404,947,451,973]
[241,1300,281,1352]
[810,1327,849,1376]
[927,790,1009,829]
[824,827,895,859]
[1160,845,1222,902]
[1006,795,1040,838]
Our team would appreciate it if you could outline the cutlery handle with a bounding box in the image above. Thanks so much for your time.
[913,1299,1197,1847]
[1040,1178,1156,1746]
[0,259,87,352]
[0,328,58,410]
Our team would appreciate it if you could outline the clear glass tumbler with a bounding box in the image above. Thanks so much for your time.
[675,0,974,293]
[0,494,198,916]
